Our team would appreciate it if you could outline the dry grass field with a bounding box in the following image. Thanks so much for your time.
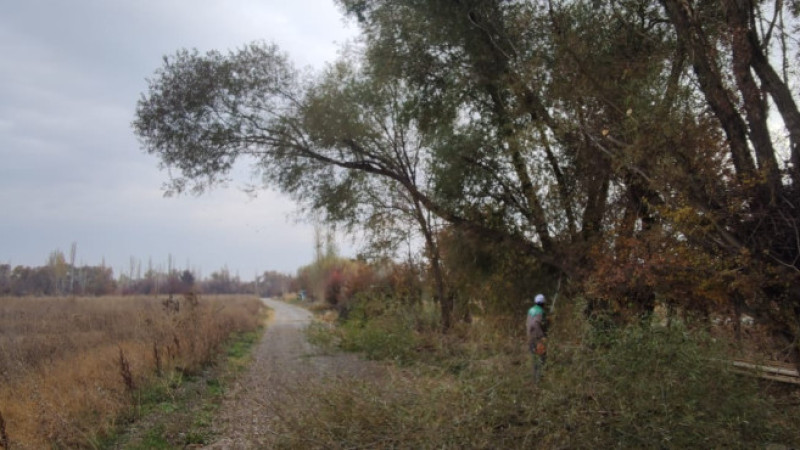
[0,294,265,449]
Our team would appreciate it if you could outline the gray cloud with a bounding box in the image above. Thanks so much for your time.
[0,0,357,277]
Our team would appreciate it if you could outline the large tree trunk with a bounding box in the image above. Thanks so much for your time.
[413,198,452,332]
[660,0,757,180]
[725,0,781,199]
[429,249,451,332]
[744,14,800,187]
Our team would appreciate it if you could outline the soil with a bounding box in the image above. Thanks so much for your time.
[203,298,384,449]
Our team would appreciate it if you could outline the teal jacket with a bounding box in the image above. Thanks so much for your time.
[528,305,544,318]
[526,305,546,343]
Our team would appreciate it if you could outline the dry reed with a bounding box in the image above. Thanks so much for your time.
[0,294,265,449]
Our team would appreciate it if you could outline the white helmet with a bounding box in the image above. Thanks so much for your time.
[534,294,545,304]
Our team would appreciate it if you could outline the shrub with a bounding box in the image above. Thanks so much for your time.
[287,300,800,449]
[336,297,420,364]
[536,324,792,448]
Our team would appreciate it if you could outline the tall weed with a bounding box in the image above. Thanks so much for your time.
[536,324,792,448]
[0,294,265,449]
[285,298,799,448]
[332,295,434,365]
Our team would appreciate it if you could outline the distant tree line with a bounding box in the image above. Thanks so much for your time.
[120,265,294,297]
[0,250,295,298]
[0,262,115,297]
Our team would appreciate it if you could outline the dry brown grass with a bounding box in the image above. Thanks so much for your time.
[0,294,265,449]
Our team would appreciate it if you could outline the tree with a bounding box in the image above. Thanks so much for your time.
[130,6,689,325]
[337,0,682,316]
[79,265,116,296]
[47,249,69,296]
[653,0,800,360]
[68,242,77,295]
[135,45,468,328]
[257,270,294,298]
[134,0,800,353]
[0,264,11,295]
[179,270,195,293]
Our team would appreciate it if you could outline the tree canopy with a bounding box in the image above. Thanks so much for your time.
[135,0,800,350]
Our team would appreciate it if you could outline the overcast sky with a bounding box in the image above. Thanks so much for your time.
[0,0,359,279]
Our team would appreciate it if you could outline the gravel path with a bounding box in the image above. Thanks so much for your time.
[204,298,383,449]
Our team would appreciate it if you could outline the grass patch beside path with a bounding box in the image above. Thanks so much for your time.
[225,328,265,372]
[103,308,271,449]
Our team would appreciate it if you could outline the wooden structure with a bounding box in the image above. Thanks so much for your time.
[728,360,800,385]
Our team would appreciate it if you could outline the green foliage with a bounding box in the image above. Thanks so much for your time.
[335,296,422,364]
[105,316,266,449]
[289,301,799,449]
[541,324,790,448]
[134,43,298,196]
[131,424,171,450]
[439,227,557,315]
[225,329,262,372]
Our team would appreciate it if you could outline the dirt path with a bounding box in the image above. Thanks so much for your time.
[204,298,382,449]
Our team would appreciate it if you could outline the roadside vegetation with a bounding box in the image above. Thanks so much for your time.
[260,250,800,448]
[292,296,800,449]
[0,294,265,448]
[107,324,267,449]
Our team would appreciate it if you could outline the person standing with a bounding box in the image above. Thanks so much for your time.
[527,294,547,381]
